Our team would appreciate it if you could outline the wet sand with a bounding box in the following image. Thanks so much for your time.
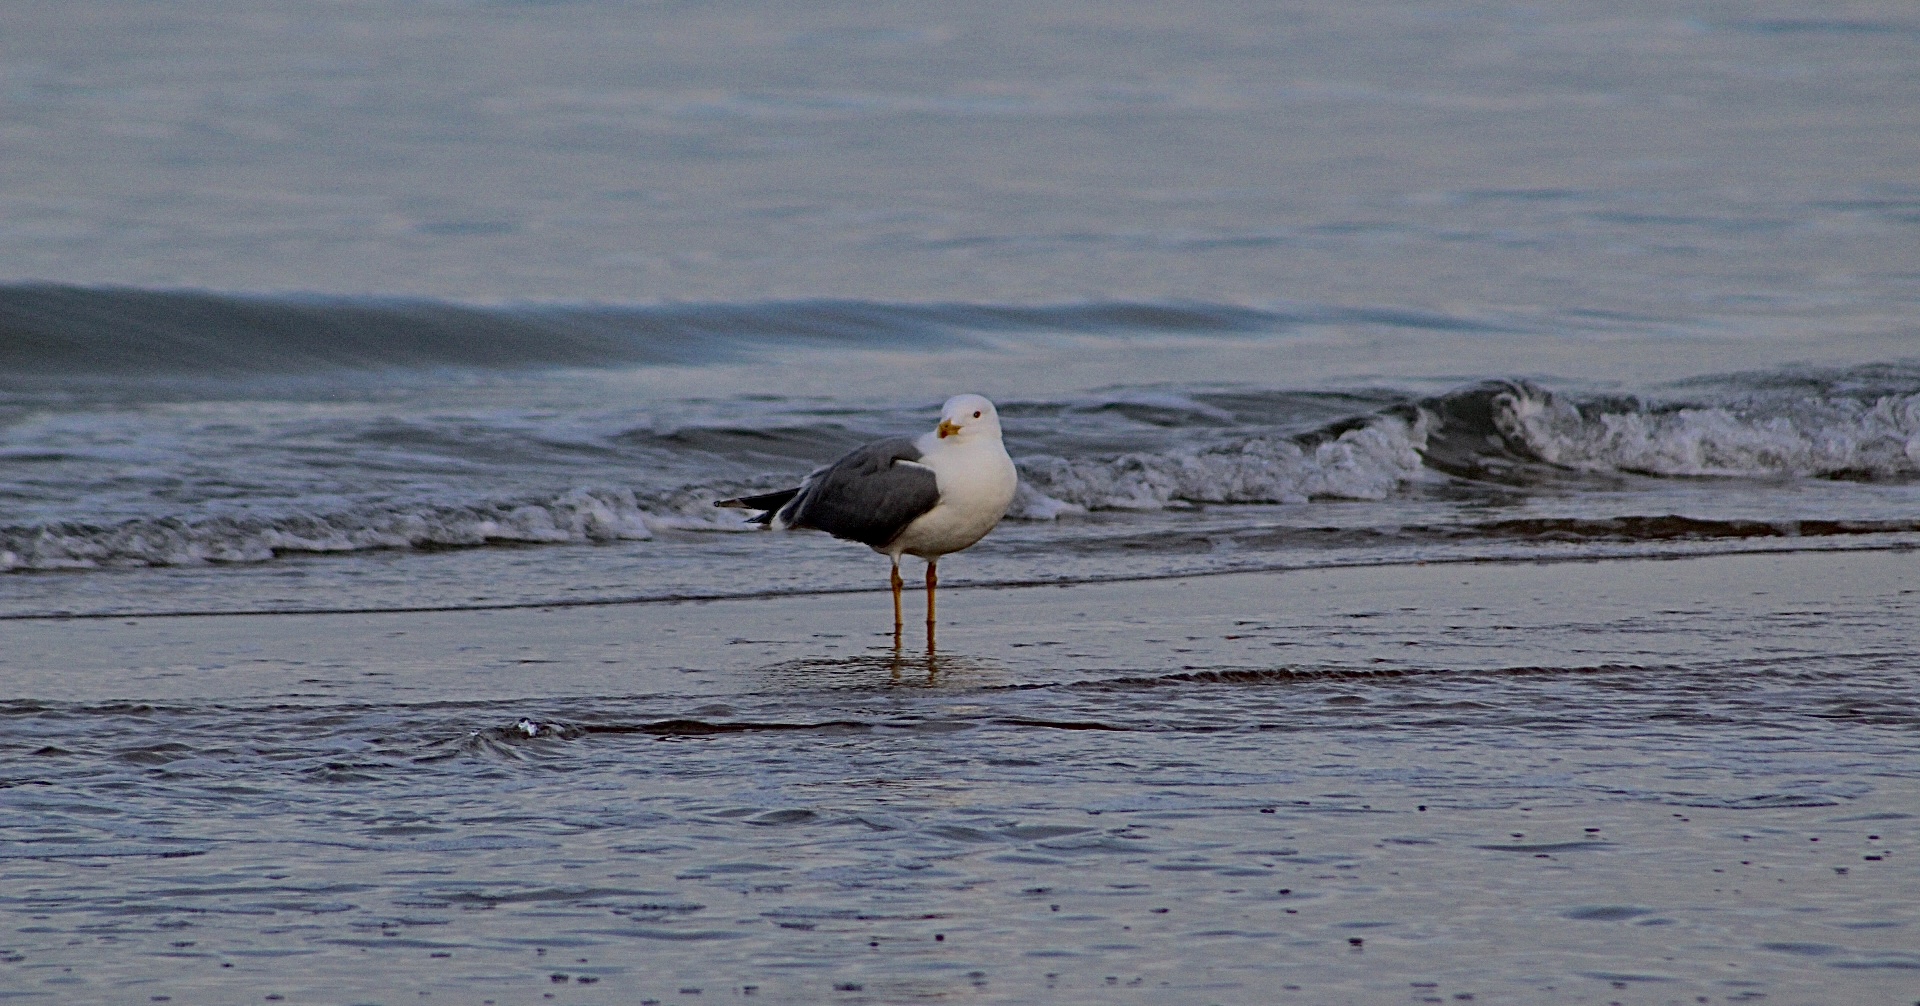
[12,548,1915,702]
[4,549,1917,1004]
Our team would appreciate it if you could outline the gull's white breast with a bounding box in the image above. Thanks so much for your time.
[887,432,1018,559]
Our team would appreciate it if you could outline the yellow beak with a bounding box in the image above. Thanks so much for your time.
[936,419,962,439]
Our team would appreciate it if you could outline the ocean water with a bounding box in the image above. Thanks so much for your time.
[3,290,1918,618]
[3,1,1919,1003]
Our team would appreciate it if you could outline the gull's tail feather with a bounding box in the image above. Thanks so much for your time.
[715,488,800,525]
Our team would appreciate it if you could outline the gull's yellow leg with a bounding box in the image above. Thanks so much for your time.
[925,559,938,646]
[890,560,904,638]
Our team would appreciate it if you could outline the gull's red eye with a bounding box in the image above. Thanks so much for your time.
[973,411,982,418]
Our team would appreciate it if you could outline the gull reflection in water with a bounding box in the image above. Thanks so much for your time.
[758,637,1003,689]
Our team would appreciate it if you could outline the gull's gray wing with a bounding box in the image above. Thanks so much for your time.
[777,436,940,548]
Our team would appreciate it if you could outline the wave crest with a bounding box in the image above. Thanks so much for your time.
[1014,413,1430,512]
[1495,382,1920,479]
[0,285,1292,378]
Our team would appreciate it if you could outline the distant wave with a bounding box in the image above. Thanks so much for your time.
[0,284,1549,379]
[0,284,1507,378]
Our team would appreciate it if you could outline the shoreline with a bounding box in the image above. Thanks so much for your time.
[4,536,1913,623]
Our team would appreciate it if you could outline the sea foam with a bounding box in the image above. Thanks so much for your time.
[1013,413,1431,513]
[0,488,654,572]
[1496,383,1920,479]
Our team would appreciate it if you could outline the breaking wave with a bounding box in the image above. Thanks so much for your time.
[1008,370,1920,514]
[1492,380,1920,480]
[1014,411,1431,511]
[5,357,1918,572]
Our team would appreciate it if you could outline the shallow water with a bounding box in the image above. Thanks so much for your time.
[5,553,1919,1003]
[4,1,1920,1003]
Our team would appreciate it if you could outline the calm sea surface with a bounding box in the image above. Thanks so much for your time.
[2,1,1918,1002]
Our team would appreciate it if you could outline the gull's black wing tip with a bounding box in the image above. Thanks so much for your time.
[715,488,801,513]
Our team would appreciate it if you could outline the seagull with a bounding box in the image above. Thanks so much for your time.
[716,394,1018,641]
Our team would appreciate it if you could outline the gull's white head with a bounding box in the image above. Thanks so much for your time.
[933,394,1003,443]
